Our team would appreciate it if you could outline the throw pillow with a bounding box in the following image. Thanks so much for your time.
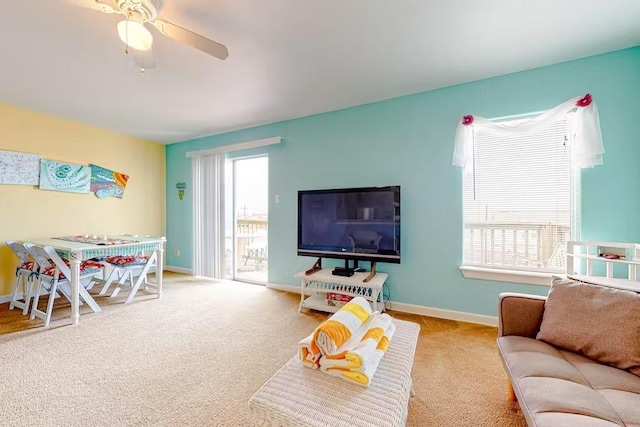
[537,277,640,376]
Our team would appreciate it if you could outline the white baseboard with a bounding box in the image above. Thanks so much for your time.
[0,277,497,327]
[387,301,497,327]
[164,265,193,274]
[266,282,301,293]
[266,282,498,327]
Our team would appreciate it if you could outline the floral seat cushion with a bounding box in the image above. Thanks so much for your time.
[82,260,107,271]
[106,255,149,266]
[41,260,104,280]
[17,261,35,273]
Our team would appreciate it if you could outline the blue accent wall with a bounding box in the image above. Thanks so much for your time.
[166,47,640,316]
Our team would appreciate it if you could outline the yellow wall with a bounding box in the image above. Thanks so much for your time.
[0,104,166,296]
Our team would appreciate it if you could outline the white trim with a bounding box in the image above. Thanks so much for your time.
[186,136,282,158]
[0,279,499,327]
[388,301,498,327]
[0,278,498,326]
[0,294,15,304]
[265,282,497,326]
[164,265,193,274]
[460,266,554,286]
[267,282,301,293]
[570,240,640,249]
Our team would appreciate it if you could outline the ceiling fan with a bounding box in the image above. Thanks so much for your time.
[68,0,229,60]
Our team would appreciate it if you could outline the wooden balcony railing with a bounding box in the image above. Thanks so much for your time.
[464,222,570,270]
[236,218,268,236]
[229,219,269,270]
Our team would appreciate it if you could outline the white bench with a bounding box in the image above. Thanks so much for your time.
[249,319,420,426]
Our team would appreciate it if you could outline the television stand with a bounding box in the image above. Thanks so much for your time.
[295,268,388,314]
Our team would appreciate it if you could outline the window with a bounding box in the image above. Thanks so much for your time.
[462,114,580,274]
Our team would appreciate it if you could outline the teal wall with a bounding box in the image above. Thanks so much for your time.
[166,47,640,317]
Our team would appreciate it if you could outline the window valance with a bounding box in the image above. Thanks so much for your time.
[452,94,604,169]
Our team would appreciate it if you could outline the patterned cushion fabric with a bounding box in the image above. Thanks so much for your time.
[537,277,640,376]
[41,260,105,279]
[82,260,106,270]
[106,255,149,266]
[17,261,34,272]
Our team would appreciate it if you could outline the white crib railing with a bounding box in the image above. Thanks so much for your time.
[567,241,640,280]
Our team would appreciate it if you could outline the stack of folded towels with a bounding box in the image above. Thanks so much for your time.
[298,296,395,386]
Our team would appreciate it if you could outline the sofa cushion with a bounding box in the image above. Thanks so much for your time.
[599,389,640,426]
[499,336,640,426]
[517,377,623,425]
[536,277,640,376]
[561,351,640,395]
[533,413,622,426]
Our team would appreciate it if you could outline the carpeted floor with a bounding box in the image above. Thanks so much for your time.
[0,273,526,426]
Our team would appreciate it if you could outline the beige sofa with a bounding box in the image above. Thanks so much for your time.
[497,282,640,426]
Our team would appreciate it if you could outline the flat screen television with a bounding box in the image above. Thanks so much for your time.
[297,186,401,264]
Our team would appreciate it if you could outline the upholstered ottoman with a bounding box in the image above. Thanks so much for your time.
[249,319,420,427]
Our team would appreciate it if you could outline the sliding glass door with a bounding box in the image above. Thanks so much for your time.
[224,156,268,284]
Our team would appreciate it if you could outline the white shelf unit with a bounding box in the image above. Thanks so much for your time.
[566,241,640,292]
[295,268,388,313]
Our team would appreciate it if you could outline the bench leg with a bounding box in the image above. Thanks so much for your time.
[507,379,517,402]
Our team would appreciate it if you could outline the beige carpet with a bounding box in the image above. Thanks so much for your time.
[0,273,526,426]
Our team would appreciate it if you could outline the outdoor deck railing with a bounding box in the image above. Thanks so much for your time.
[236,218,268,236]
[464,222,570,269]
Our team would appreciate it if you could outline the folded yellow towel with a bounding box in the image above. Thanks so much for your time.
[322,313,393,368]
[298,296,373,368]
[298,333,319,369]
[320,320,396,386]
[311,297,373,357]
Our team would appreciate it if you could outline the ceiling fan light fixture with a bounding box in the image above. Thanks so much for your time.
[117,19,153,51]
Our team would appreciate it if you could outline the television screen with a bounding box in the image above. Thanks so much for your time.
[297,186,401,263]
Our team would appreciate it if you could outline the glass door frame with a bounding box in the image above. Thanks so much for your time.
[229,154,268,285]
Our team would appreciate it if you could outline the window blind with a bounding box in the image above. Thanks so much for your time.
[192,153,226,278]
[463,115,580,272]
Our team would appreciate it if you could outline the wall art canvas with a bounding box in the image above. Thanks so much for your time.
[90,164,129,199]
[0,150,41,185]
[39,160,91,193]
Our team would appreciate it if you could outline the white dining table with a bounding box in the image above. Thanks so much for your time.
[27,235,166,325]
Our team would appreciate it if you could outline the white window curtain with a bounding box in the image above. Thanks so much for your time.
[192,154,225,278]
[452,94,604,170]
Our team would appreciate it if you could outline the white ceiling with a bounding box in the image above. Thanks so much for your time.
[2,1,640,144]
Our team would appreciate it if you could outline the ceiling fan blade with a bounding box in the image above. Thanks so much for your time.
[64,0,119,14]
[151,19,229,60]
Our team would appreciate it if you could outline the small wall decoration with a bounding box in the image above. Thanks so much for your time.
[0,150,41,185]
[90,164,129,199]
[39,160,91,193]
[176,182,186,200]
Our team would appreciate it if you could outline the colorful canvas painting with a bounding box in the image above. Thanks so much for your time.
[39,160,91,194]
[0,150,41,185]
[90,164,129,199]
